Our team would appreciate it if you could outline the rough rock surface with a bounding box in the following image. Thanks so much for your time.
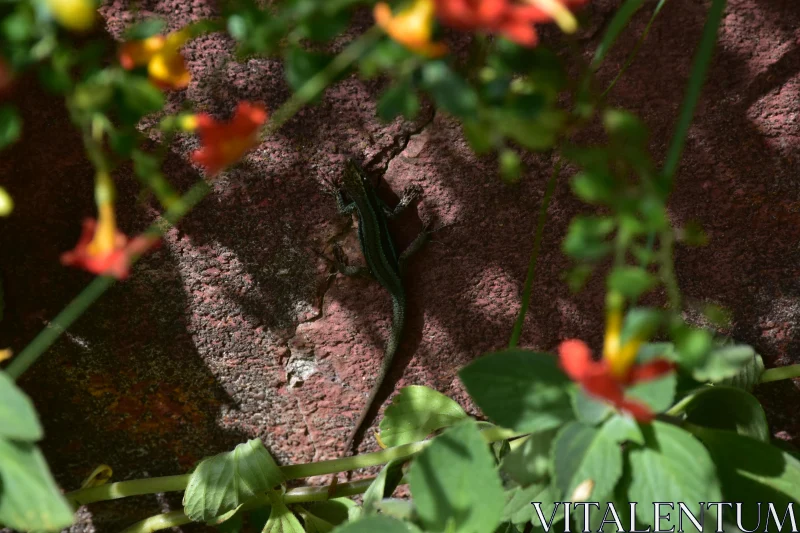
[0,0,799,531]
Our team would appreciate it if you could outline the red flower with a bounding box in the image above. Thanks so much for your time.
[558,339,674,422]
[61,215,159,280]
[434,0,589,46]
[189,101,268,176]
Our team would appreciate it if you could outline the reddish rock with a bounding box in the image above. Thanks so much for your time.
[0,0,798,531]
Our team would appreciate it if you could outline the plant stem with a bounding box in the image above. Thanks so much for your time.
[68,426,523,506]
[760,364,800,384]
[6,29,380,381]
[118,479,377,533]
[508,159,561,348]
[661,0,726,185]
[658,230,681,311]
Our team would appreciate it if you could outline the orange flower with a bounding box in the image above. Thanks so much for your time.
[374,0,448,58]
[189,101,268,176]
[558,308,674,422]
[119,29,191,90]
[435,0,589,47]
[61,176,159,279]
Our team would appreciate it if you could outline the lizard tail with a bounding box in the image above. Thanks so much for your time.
[343,297,406,455]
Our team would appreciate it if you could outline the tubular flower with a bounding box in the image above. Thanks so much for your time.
[558,308,675,422]
[434,0,589,47]
[374,0,448,58]
[119,29,192,90]
[189,101,268,176]
[61,173,159,279]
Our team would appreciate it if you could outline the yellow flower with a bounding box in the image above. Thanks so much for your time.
[119,29,191,90]
[523,0,579,34]
[602,306,645,380]
[374,0,447,58]
[46,0,96,31]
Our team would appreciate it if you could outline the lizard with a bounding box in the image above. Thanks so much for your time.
[329,159,429,456]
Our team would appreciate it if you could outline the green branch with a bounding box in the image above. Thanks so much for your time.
[508,159,560,348]
[760,364,800,384]
[67,426,522,506]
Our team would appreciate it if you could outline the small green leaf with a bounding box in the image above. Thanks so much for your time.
[603,109,648,146]
[571,170,615,204]
[118,77,165,119]
[720,348,764,391]
[0,371,42,441]
[500,428,558,486]
[691,343,755,383]
[460,350,573,433]
[607,267,657,300]
[376,83,419,122]
[183,439,284,522]
[124,18,166,40]
[552,421,623,502]
[682,386,769,442]
[563,216,615,261]
[330,515,422,533]
[625,369,676,415]
[0,106,22,150]
[409,420,505,533]
[602,414,644,445]
[378,386,467,447]
[362,458,406,514]
[499,149,522,183]
[0,440,74,531]
[462,119,494,154]
[695,428,800,531]
[626,422,720,528]
[420,61,478,118]
[571,388,613,426]
[262,494,304,533]
[301,499,355,529]
[284,46,333,98]
[502,483,562,528]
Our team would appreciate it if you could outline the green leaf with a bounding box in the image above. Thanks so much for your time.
[625,369,676,415]
[378,386,467,448]
[420,61,478,118]
[376,83,419,122]
[460,350,573,433]
[331,515,422,533]
[124,18,166,40]
[571,388,613,426]
[691,343,756,383]
[607,267,657,300]
[720,349,764,391]
[0,371,42,441]
[0,440,74,531]
[462,119,495,154]
[603,109,648,147]
[590,0,647,68]
[563,216,615,261]
[625,422,720,528]
[682,386,769,442]
[216,513,243,533]
[502,483,562,528]
[183,439,284,522]
[362,458,406,514]
[118,77,165,120]
[284,45,332,98]
[500,428,558,486]
[409,420,505,533]
[262,495,304,533]
[695,428,800,513]
[301,499,355,529]
[0,106,22,150]
[571,170,615,204]
[499,149,522,183]
[552,421,623,502]
[601,414,644,445]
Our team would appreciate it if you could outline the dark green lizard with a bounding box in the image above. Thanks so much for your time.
[331,160,428,455]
